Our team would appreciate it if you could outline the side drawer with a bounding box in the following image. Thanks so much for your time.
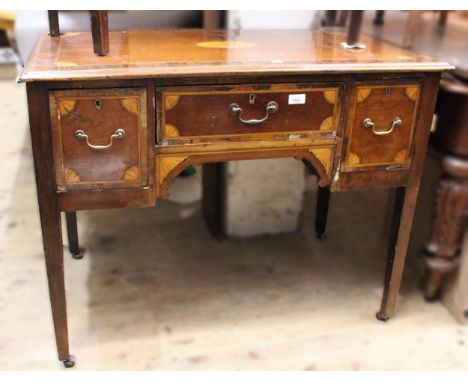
[343,82,420,170]
[158,83,343,144]
[49,88,148,191]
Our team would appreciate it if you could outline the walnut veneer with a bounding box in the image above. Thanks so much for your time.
[19,29,451,367]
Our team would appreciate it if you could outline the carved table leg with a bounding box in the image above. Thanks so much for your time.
[315,186,331,240]
[65,211,84,259]
[27,83,74,367]
[422,156,468,300]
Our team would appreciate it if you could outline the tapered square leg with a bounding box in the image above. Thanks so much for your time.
[377,73,441,321]
[27,83,74,366]
[378,180,431,320]
[41,206,72,363]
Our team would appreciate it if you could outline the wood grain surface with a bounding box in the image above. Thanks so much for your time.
[49,88,148,191]
[19,29,452,82]
[344,83,420,169]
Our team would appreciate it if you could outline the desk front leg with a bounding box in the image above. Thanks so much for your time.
[378,186,416,320]
[377,73,441,320]
[27,83,74,367]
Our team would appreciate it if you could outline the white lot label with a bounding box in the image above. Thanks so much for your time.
[288,94,306,105]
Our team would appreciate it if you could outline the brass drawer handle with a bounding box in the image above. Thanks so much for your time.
[228,101,279,125]
[74,128,125,150]
[363,116,402,136]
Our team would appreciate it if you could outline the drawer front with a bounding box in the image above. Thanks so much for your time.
[49,88,148,191]
[344,83,420,169]
[159,83,342,143]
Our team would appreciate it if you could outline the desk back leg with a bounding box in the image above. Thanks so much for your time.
[27,83,74,367]
[65,211,84,259]
[315,186,331,240]
[202,162,226,239]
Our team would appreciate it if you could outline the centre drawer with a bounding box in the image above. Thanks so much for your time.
[158,83,342,144]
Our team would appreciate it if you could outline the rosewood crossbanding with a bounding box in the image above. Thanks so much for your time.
[19,29,452,367]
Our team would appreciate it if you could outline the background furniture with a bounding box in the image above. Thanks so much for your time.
[422,72,468,303]
[325,10,452,48]
[0,11,17,79]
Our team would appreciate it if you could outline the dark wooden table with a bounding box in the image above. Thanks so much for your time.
[19,29,451,367]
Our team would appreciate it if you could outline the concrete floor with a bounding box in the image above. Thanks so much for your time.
[1,66,467,369]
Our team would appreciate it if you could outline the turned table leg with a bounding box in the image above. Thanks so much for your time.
[27,83,74,367]
[65,211,84,259]
[422,156,468,300]
[315,186,331,240]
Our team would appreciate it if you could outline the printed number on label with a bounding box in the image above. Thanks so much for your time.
[288,94,306,105]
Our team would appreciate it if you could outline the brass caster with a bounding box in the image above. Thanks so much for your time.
[376,311,389,322]
[62,355,76,368]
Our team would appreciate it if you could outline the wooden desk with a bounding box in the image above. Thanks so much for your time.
[19,29,451,367]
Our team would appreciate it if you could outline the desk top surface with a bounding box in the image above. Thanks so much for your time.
[19,29,452,82]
